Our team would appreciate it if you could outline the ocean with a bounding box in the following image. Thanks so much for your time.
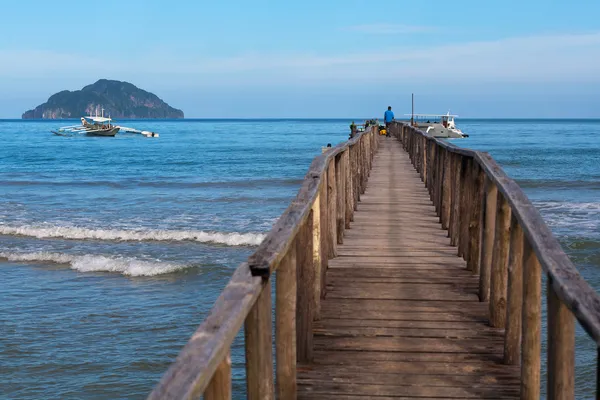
[1,119,599,399]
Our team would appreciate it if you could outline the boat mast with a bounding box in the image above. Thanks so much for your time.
[411,93,414,126]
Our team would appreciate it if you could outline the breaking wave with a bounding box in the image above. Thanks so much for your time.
[0,251,187,276]
[0,225,266,246]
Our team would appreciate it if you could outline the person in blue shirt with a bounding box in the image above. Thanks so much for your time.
[384,106,394,137]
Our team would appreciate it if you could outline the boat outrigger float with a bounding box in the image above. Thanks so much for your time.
[51,108,159,138]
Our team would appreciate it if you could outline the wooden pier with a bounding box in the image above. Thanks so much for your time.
[149,123,600,400]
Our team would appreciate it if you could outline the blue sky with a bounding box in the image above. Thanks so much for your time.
[1,0,599,118]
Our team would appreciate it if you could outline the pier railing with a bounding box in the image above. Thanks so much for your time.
[148,127,379,399]
[389,121,600,399]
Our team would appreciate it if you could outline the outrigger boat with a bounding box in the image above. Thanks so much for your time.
[406,112,468,139]
[51,108,159,138]
[52,109,120,137]
[404,94,468,139]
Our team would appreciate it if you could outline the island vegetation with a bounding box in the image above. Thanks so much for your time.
[22,79,184,119]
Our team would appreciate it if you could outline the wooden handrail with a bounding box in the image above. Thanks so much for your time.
[390,121,600,399]
[148,127,379,399]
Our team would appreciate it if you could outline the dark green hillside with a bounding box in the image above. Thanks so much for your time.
[22,79,184,119]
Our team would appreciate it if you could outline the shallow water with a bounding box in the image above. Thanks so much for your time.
[1,119,599,398]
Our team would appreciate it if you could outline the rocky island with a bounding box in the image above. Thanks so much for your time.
[22,79,184,119]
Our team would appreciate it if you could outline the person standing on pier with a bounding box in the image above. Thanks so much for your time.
[384,106,394,137]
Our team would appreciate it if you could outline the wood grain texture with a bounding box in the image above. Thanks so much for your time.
[479,177,497,302]
[204,354,231,400]
[548,278,575,400]
[297,137,520,399]
[276,247,297,400]
[245,284,274,400]
[489,192,511,328]
[520,239,541,400]
[504,216,524,365]
[296,217,314,363]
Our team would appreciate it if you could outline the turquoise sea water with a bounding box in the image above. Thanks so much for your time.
[0,119,599,399]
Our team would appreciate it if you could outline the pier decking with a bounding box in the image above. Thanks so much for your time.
[296,138,519,399]
[149,123,600,400]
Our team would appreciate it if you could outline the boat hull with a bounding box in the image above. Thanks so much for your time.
[85,127,120,137]
[416,123,466,138]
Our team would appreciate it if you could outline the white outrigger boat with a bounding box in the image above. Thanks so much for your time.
[52,109,119,137]
[51,108,159,138]
[407,112,468,138]
[403,94,467,138]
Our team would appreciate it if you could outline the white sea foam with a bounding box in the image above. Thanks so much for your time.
[534,201,600,236]
[0,225,266,246]
[0,251,186,276]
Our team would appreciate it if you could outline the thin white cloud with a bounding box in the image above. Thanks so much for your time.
[343,23,435,34]
[1,32,600,89]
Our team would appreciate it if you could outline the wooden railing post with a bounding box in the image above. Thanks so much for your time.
[296,214,314,363]
[504,216,524,365]
[245,283,274,400]
[467,162,484,274]
[489,192,511,328]
[352,144,360,209]
[336,154,345,244]
[319,173,328,302]
[312,193,322,319]
[327,159,337,257]
[458,157,471,260]
[205,354,232,400]
[344,149,353,226]
[441,148,451,230]
[548,280,576,400]
[479,176,497,302]
[521,239,541,399]
[276,246,297,400]
[450,153,462,246]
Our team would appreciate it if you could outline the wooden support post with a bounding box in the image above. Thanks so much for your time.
[479,176,497,302]
[441,149,451,230]
[489,192,511,328]
[336,154,345,244]
[319,174,328,301]
[521,239,541,400]
[468,163,484,273]
[296,216,314,363]
[353,144,360,209]
[245,284,274,400]
[504,216,524,365]
[547,280,576,400]
[276,247,297,400]
[311,193,322,319]
[344,150,352,227]
[422,136,427,185]
[327,160,337,258]
[204,353,232,400]
[450,153,462,246]
[458,157,471,260]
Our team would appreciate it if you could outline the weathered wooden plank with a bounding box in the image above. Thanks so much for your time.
[297,382,519,399]
[299,372,518,386]
[310,349,508,365]
[314,326,504,339]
